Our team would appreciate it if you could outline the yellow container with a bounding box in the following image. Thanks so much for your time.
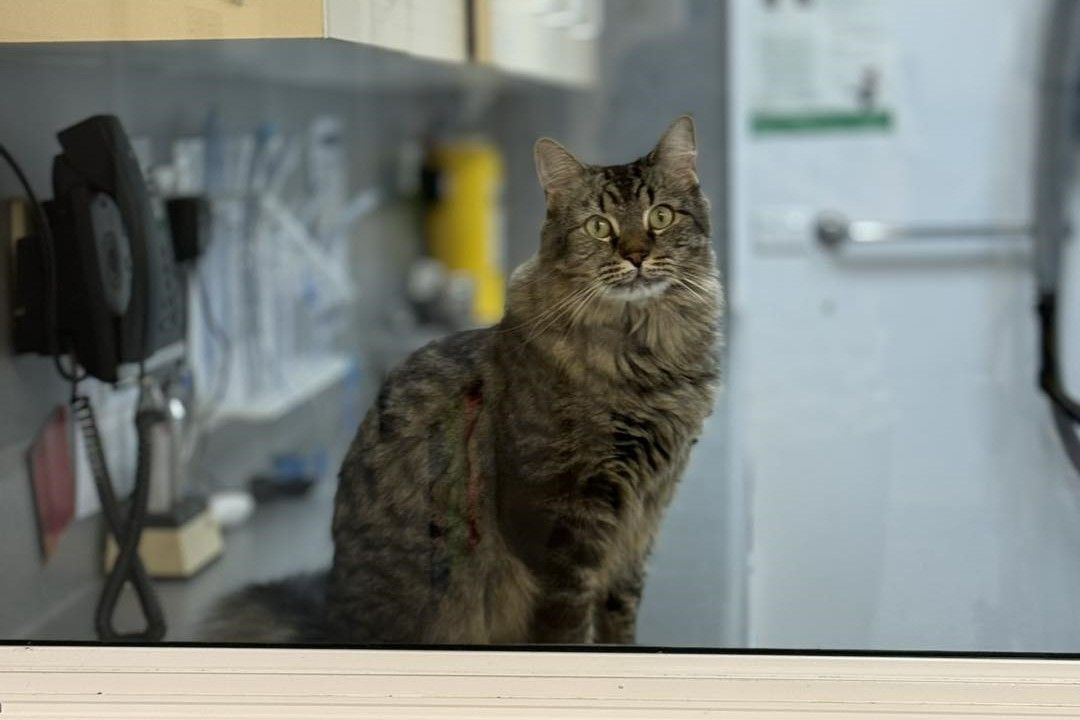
[426,139,505,324]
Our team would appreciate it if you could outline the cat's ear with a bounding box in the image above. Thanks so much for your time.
[534,138,585,195]
[649,115,697,178]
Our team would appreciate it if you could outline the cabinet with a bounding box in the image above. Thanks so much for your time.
[0,0,599,87]
[0,0,468,64]
[473,0,601,87]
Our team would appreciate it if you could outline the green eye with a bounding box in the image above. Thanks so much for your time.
[585,215,612,240]
[648,204,675,230]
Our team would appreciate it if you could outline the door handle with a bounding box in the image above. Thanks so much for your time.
[815,211,1034,247]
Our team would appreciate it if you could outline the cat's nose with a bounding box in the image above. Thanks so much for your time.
[621,249,648,267]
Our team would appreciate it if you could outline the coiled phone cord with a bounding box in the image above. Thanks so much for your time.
[71,384,167,641]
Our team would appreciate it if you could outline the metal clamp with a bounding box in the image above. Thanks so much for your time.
[815,211,1034,248]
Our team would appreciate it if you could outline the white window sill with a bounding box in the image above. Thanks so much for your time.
[3,645,1079,717]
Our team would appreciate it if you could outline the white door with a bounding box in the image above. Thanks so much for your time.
[729,0,1080,652]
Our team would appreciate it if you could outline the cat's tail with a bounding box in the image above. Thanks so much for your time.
[201,570,330,644]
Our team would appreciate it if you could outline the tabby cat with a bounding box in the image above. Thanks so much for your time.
[209,115,720,645]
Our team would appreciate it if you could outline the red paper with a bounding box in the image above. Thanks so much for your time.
[27,405,76,560]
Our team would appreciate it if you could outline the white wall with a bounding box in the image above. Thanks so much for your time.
[730,0,1080,651]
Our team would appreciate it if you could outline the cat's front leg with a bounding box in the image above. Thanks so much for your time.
[528,472,631,643]
[531,591,596,643]
[594,565,645,644]
[528,524,601,642]
[528,515,612,643]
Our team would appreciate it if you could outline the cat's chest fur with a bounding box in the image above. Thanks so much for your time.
[498,319,715,499]
[570,356,712,498]
[559,319,714,446]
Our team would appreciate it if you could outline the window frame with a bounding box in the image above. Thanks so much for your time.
[6,2,1080,718]
[3,645,1080,717]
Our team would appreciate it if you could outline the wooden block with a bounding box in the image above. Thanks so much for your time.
[104,506,223,579]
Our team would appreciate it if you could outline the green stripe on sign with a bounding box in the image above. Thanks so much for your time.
[752,110,893,134]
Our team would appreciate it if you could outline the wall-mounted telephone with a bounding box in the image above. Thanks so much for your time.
[6,114,186,640]
[14,114,184,382]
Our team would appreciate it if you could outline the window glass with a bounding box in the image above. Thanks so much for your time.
[2,0,1080,655]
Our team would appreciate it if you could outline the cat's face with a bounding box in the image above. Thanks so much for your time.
[533,116,712,304]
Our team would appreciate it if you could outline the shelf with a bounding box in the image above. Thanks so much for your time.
[210,354,354,428]
[0,38,476,94]
[0,0,467,63]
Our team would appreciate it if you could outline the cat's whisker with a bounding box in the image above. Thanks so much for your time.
[545,280,605,335]
[526,280,605,343]
[518,286,593,342]
[673,278,709,306]
[497,284,595,335]
[564,283,606,333]
[681,274,716,296]
[679,272,720,297]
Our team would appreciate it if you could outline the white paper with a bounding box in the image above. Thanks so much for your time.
[752,0,897,130]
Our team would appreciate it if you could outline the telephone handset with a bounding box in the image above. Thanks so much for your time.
[47,114,184,382]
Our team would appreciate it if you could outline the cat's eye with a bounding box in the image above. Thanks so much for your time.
[584,215,613,240]
[648,204,675,230]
